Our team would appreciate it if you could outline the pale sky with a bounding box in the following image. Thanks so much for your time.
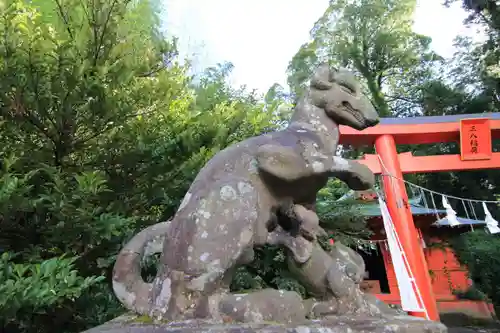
[162,0,484,94]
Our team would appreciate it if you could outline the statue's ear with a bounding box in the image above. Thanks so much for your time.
[310,63,333,90]
[333,68,361,94]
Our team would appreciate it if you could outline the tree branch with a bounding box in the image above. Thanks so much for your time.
[137,63,167,77]
[71,104,160,149]
[384,94,420,105]
[54,0,74,39]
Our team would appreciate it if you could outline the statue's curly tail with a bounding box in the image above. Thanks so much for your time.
[112,221,170,315]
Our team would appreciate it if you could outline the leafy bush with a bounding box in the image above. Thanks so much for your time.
[0,253,103,329]
[452,286,488,301]
[451,228,500,307]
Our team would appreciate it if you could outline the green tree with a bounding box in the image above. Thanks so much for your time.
[0,1,281,332]
[287,0,441,117]
[404,4,500,214]
[444,0,500,111]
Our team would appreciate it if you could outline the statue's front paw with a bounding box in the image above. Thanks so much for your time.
[349,163,376,190]
[219,289,306,323]
[304,298,339,319]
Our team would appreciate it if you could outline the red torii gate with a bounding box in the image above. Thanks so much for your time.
[339,113,500,322]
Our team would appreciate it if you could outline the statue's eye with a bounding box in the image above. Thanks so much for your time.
[339,82,356,94]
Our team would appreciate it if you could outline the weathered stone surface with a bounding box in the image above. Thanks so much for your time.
[219,289,306,323]
[82,314,447,333]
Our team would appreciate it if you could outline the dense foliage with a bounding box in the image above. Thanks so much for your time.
[0,0,285,331]
[1,0,499,332]
[451,227,500,311]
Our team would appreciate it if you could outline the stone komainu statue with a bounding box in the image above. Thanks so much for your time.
[111,64,398,322]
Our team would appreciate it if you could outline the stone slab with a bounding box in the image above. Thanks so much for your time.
[82,314,447,333]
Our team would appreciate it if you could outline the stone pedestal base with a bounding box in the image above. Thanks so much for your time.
[82,314,447,333]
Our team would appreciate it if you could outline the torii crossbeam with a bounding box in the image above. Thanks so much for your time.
[339,112,500,322]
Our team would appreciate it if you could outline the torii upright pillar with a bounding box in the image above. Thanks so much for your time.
[339,112,500,322]
[375,135,438,320]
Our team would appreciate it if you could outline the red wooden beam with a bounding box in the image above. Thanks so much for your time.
[358,152,500,175]
[339,114,500,146]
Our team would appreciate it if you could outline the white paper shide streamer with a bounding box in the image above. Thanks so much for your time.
[378,196,427,316]
[483,202,500,234]
[440,196,461,227]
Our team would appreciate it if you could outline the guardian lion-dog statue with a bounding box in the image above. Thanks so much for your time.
[112,64,385,322]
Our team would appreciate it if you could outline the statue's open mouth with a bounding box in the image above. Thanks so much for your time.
[341,101,365,124]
